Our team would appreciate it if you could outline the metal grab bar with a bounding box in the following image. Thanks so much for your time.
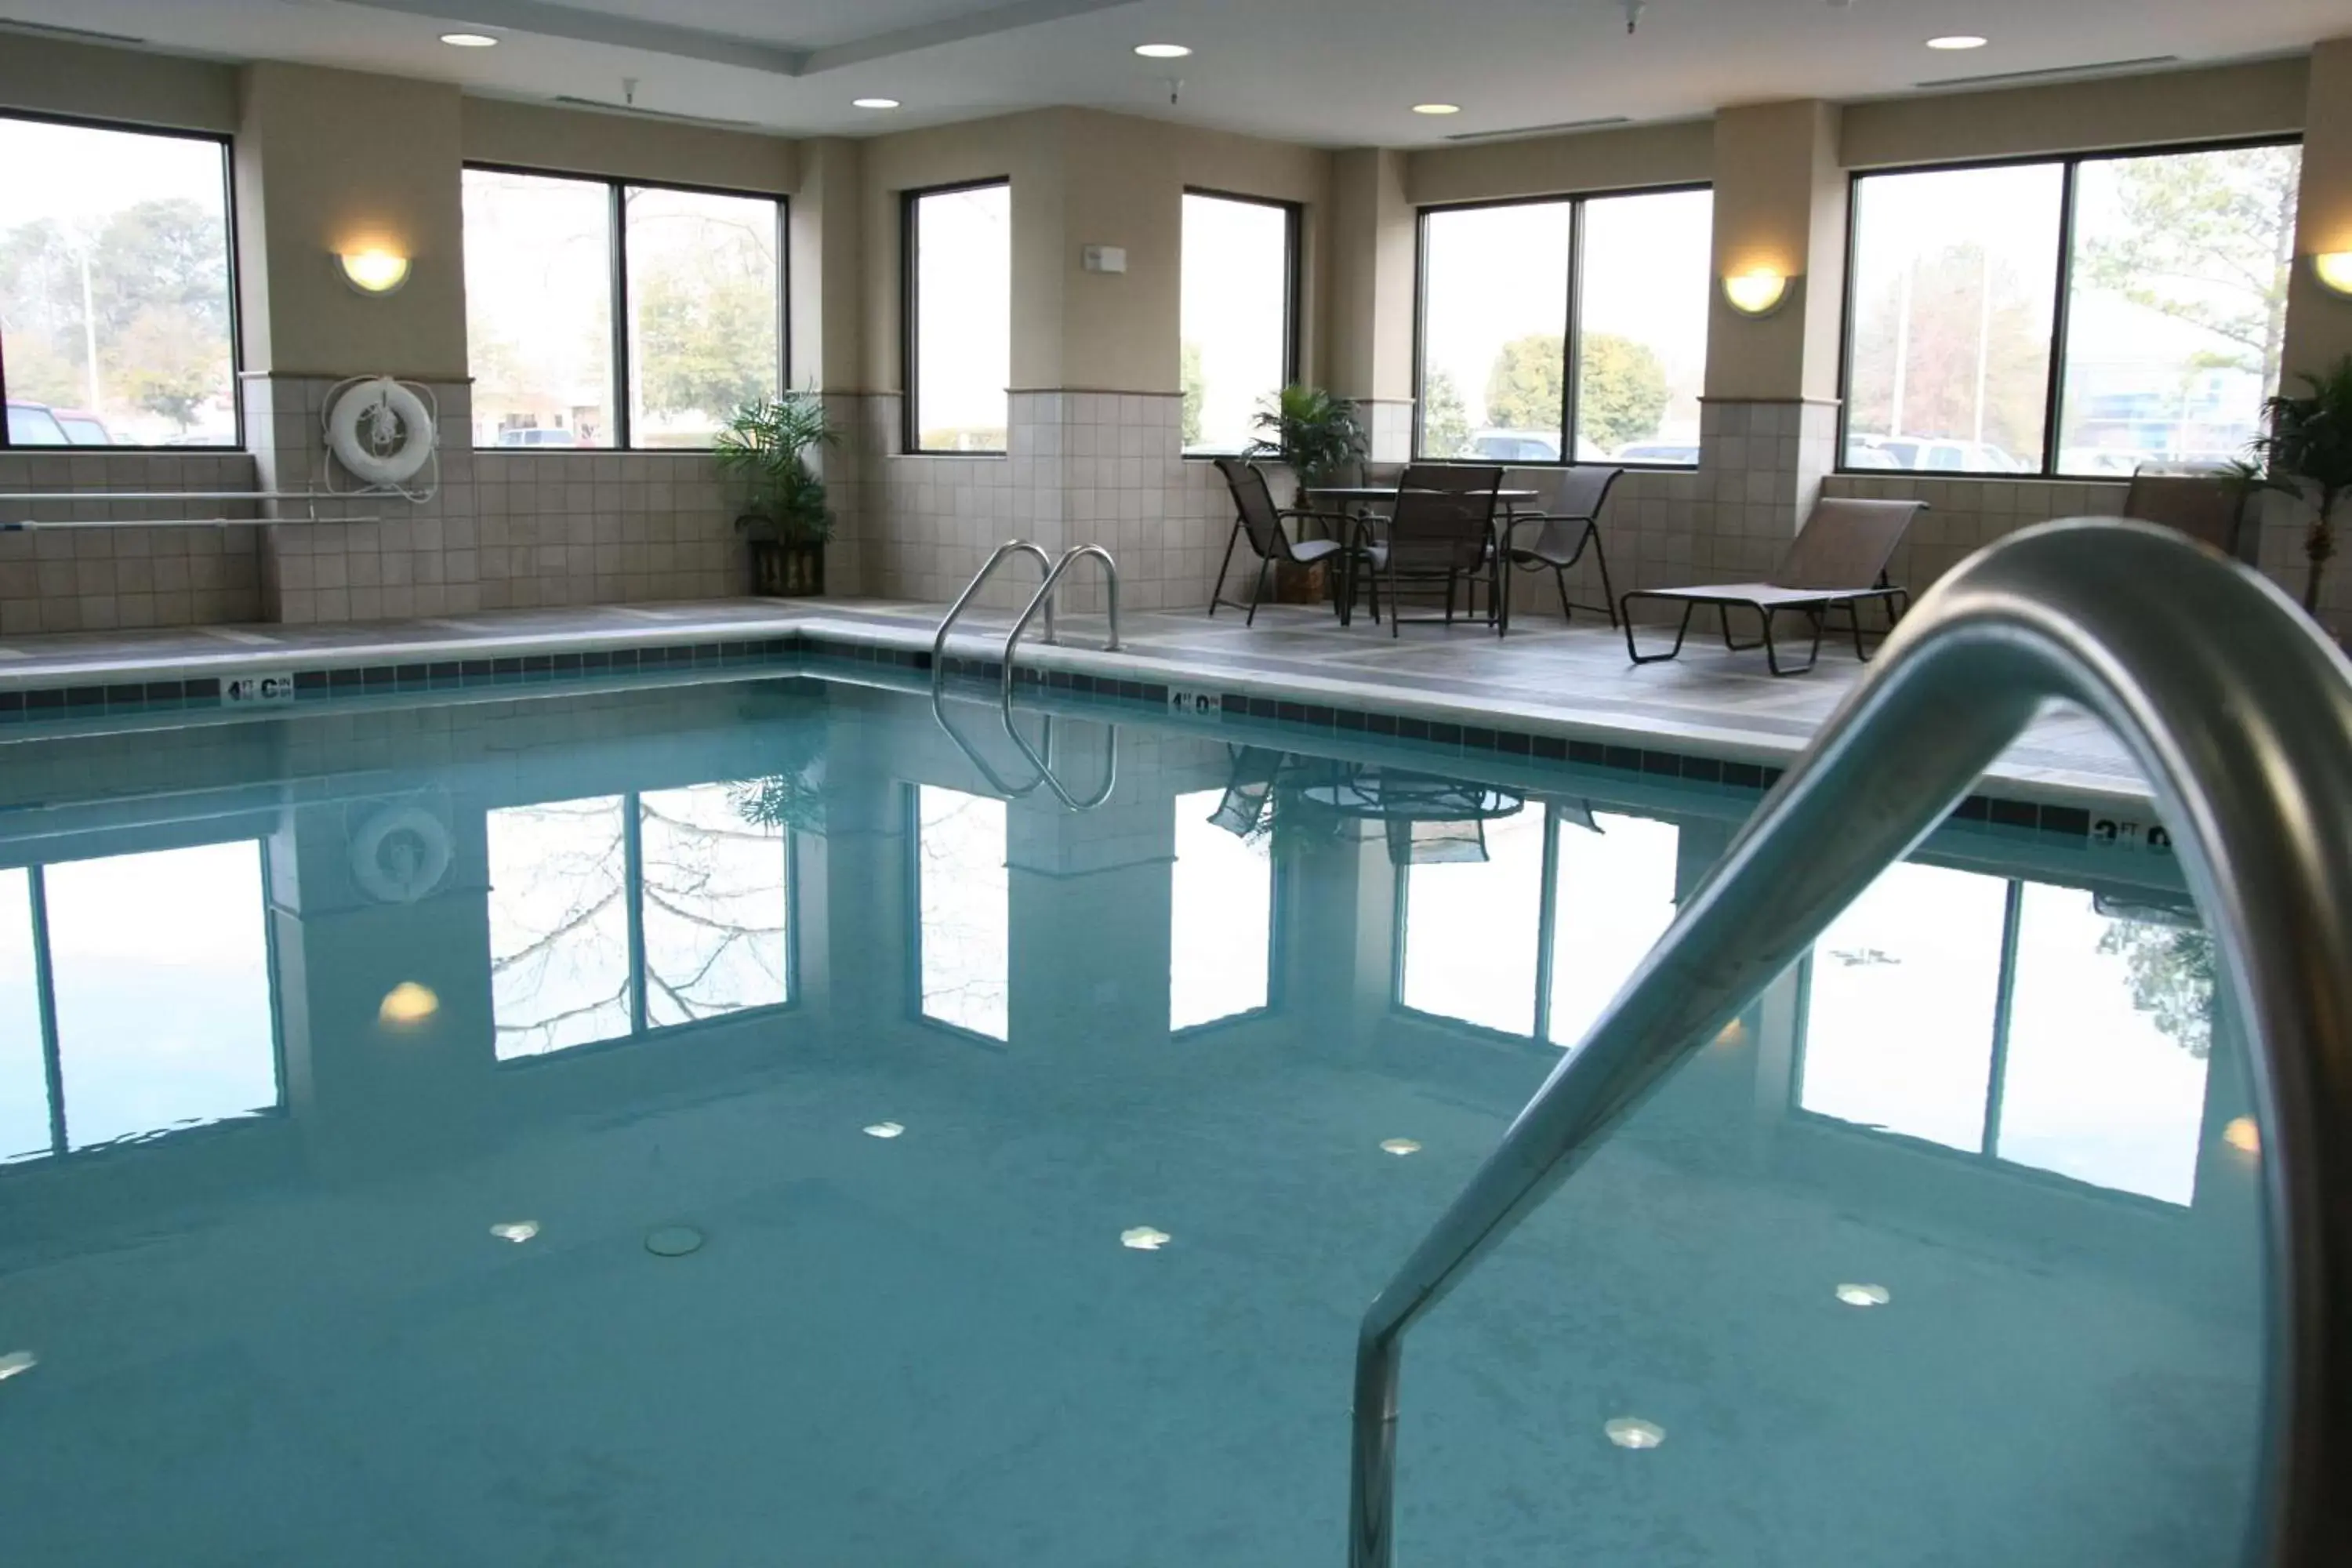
[932,539,1055,688]
[1001,544,1122,702]
[1348,520,2352,1567]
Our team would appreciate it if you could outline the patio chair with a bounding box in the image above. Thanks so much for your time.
[1207,746,1287,837]
[1500,465,1624,628]
[1209,456,1360,625]
[1621,496,1926,676]
[1354,464,1505,638]
[2122,464,2251,561]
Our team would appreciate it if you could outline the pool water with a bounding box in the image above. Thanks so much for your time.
[0,671,2267,1565]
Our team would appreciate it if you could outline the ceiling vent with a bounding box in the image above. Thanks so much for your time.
[1444,114,1635,144]
[1915,55,2181,91]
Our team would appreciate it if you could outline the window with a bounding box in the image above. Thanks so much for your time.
[488,785,792,1060]
[1180,191,1298,453]
[913,785,1010,1040]
[0,114,238,448]
[1842,142,2302,477]
[905,181,1011,453]
[1795,866,2215,1204]
[1416,187,1711,466]
[462,168,783,450]
[1,844,279,1163]
[1171,787,1276,1031]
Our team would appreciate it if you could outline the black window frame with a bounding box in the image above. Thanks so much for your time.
[1410,180,1713,470]
[461,162,789,455]
[1178,185,1304,458]
[901,176,1013,457]
[0,108,245,455]
[1834,134,2304,481]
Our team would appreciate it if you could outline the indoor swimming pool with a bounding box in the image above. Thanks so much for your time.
[0,665,2266,1566]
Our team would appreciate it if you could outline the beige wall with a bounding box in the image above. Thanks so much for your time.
[0,33,238,134]
[1841,57,2307,170]
[460,97,797,194]
[1326,149,1415,404]
[235,63,469,381]
[1706,100,1846,403]
[1406,118,1714,207]
[2285,41,2352,379]
[789,138,864,392]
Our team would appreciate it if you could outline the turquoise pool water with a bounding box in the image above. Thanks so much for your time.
[0,670,2266,1565]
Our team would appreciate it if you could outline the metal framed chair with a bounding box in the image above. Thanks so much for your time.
[2122,464,2252,562]
[1500,465,1624,628]
[1353,464,1505,638]
[1621,496,1926,676]
[1209,456,1360,624]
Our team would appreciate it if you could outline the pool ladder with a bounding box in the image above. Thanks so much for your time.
[1345,520,2352,1566]
[929,541,1123,811]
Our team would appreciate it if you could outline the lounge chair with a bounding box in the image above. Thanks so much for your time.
[2122,464,2251,561]
[1621,496,1926,676]
[1209,456,1361,625]
[1500,465,1624,628]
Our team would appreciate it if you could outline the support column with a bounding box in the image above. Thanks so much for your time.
[2270,40,2352,627]
[789,136,870,595]
[1327,148,1419,463]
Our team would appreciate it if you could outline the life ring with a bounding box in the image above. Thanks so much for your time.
[349,803,453,905]
[325,376,436,488]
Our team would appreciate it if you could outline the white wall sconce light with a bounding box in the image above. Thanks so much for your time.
[1722,267,1791,318]
[339,249,412,296]
[2310,252,2352,298]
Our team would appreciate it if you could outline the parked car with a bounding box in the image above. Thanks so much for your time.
[1842,443,1907,470]
[1613,440,1700,465]
[5,399,113,445]
[494,426,579,448]
[1465,428,1561,463]
[1859,434,2027,473]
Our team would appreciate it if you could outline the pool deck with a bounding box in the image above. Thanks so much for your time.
[0,596,2147,804]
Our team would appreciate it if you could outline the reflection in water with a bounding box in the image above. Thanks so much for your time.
[1548,811,1680,1047]
[46,843,276,1152]
[916,785,1009,1040]
[1171,787,1272,1030]
[0,868,44,1163]
[1400,806,1544,1035]
[641,785,790,1025]
[488,796,632,1057]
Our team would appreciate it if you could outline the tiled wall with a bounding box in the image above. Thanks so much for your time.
[246,376,748,625]
[0,451,263,633]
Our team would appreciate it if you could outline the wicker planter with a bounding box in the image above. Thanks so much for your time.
[1273,559,1330,604]
[748,535,826,597]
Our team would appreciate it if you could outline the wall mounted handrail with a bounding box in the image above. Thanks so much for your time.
[1348,519,2352,1567]
[932,539,1055,688]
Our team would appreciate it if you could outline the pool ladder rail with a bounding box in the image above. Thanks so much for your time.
[929,540,1123,811]
[1346,519,2352,1567]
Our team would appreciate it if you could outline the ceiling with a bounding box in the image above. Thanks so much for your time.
[5,0,2348,146]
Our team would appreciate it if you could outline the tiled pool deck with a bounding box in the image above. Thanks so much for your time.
[0,596,2143,804]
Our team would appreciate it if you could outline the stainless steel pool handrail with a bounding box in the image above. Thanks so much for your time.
[928,688,1119,813]
[932,539,1055,688]
[1348,520,2352,1567]
[1001,544,1122,704]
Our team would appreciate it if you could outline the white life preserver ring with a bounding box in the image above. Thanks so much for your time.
[325,376,436,488]
[349,803,453,905]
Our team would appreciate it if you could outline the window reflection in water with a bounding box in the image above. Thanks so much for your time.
[489,797,633,1058]
[1998,884,2210,1203]
[0,868,45,1163]
[1171,787,1272,1030]
[1799,862,2006,1152]
[1547,811,1680,1048]
[1399,807,1544,1036]
[45,843,277,1151]
[641,785,789,1026]
[916,786,1009,1041]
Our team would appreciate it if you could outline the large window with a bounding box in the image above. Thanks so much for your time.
[0,844,278,1163]
[913,784,1010,1041]
[463,168,783,450]
[1842,141,2302,477]
[488,785,793,1060]
[1180,191,1298,454]
[0,114,238,448]
[1796,864,2214,1205]
[1416,187,1711,466]
[906,181,1011,454]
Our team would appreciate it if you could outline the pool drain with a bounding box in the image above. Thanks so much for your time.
[644,1225,705,1258]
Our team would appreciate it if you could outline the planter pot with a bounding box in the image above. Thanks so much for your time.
[748,537,826,597]
[1272,559,1330,604]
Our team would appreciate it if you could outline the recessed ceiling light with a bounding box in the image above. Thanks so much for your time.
[1413,103,1462,116]
[1926,34,1988,50]
[441,31,498,47]
[1134,43,1192,59]
[853,96,901,110]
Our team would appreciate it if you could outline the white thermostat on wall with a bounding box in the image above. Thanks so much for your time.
[1081,244,1128,274]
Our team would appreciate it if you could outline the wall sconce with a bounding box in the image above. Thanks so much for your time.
[2312,252,2352,299]
[1722,268,1791,318]
[339,249,412,296]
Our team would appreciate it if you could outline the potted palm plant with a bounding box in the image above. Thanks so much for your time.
[2234,354,2352,619]
[718,394,840,597]
[1249,384,1368,603]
